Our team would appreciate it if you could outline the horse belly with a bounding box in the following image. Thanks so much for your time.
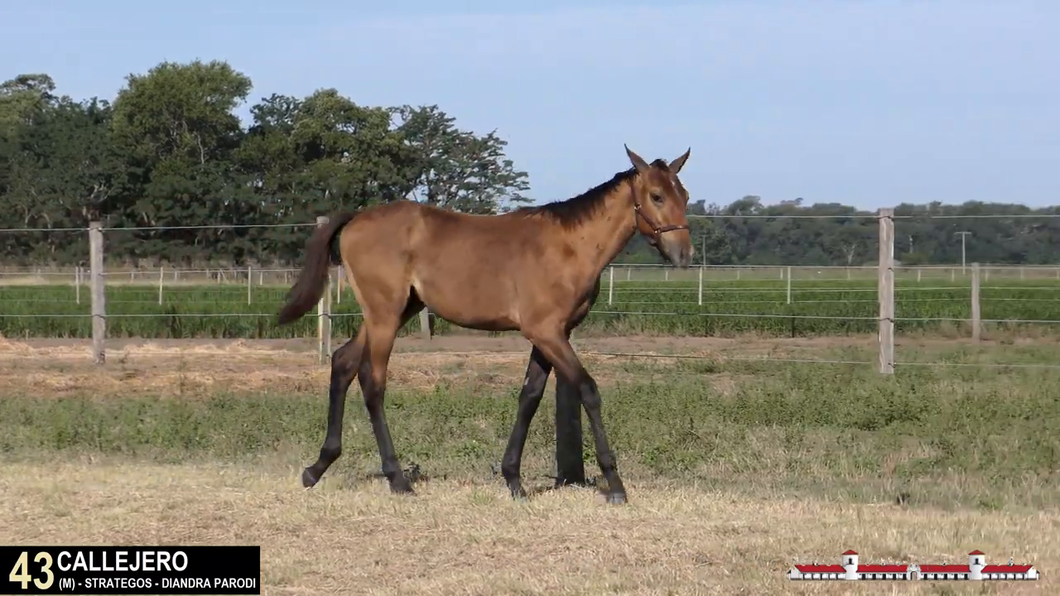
[412,269,520,332]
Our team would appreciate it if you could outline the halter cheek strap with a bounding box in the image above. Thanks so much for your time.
[633,201,690,238]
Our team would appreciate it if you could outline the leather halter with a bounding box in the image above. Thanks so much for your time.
[633,200,689,239]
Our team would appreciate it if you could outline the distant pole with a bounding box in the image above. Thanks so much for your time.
[316,216,332,363]
[971,262,981,341]
[89,222,106,365]
[877,209,895,375]
[955,231,972,274]
[697,266,704,306]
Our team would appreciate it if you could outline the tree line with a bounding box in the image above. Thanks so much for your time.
[2,59,1057,268]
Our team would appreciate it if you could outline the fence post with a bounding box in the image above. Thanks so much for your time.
[247,265,252,305]
[316,216,332,364]
[417,262,432,340]
[417,260,432,340]
[877,208,895,374]
[971,262,981,341]
[608,266,614,305]
[786,266,792,304]
[697,266,703,306]
[158,266,164,305]
[335,265,342,304]
[418,309,432,340]
[89,222,106,365]
[75,265,81,304]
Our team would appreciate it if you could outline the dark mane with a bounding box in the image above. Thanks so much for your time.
[515,159,670,228]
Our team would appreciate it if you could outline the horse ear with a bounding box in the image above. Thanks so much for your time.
[625,144,650,173]
[669,147,691,174]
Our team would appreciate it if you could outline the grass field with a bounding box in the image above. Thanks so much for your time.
[3,277,1060,340]
[1,334,1058,594]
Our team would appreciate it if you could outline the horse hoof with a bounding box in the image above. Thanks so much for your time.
[508,486,528,501]
[301,468,319,489]
[607,491,627,505]
[390,480,415,495]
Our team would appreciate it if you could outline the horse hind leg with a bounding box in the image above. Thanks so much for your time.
[360,294,425,494]
[302,326,367,488]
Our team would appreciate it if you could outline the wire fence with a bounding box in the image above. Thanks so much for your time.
[5,261,1060,283]
[2,211,1060,372]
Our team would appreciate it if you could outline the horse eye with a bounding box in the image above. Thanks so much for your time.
[651,193,664,205]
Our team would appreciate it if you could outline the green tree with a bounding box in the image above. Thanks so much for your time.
[108,59,253,263]
[8,61,1060,269]
[395,105,531,214]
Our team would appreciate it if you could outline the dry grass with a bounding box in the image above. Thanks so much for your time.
[0,460,1054,595]
[3,336,1059,594]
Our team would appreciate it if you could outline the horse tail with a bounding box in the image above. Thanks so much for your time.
[277,212,357,326]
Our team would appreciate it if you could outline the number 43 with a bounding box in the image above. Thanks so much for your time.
[8,551,54,590]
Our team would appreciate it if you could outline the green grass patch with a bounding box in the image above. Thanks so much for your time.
[3,357,1059,510]
[3,278,1060,339]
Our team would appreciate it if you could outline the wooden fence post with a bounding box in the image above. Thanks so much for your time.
[786,266,792,304]
[418,309,432,340]
[316,216,332,364]
[608,266,614,305]
[877,208,895,374]
[971,262,981,341]
[697,266,703,306]
[89,222,106,365]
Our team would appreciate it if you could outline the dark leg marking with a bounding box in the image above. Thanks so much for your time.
[302,333,365,488]
[500,347,553,499]
[529,331,627,504]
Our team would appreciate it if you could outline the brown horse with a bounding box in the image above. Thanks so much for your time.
[277,145,694,504]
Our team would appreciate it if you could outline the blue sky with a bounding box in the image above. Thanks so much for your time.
[2,0,1057,210]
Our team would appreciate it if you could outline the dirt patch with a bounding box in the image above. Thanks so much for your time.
[0,334,1042,399]
[0,335,853,398]
[0,460,1051,595]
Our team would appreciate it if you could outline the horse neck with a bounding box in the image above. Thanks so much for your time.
[575,183,638,278]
